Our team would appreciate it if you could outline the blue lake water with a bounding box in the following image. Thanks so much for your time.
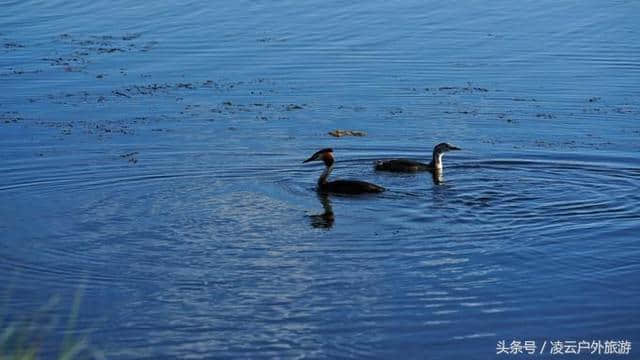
[1,0,639,358]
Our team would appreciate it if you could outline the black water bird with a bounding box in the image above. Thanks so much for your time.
[374,142,461,172]
[303,148,385,194]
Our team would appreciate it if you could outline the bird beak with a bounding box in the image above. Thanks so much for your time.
[450,145,461,151]
[303,155,316,163]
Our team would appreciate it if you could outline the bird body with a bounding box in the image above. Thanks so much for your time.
[374,159,432,172]
[321,179,385,194]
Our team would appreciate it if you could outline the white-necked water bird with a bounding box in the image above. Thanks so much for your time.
[374,142,460,172]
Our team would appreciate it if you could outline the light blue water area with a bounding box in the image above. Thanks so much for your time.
[1,0,639,358]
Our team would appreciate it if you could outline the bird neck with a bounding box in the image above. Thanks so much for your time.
[318,164,334,186]
[431,151,444,170]
[432,168,443,184]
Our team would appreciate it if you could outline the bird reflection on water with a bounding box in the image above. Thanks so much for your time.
[308,192,335,229]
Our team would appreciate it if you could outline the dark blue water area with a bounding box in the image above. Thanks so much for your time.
[1,0,640,358]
